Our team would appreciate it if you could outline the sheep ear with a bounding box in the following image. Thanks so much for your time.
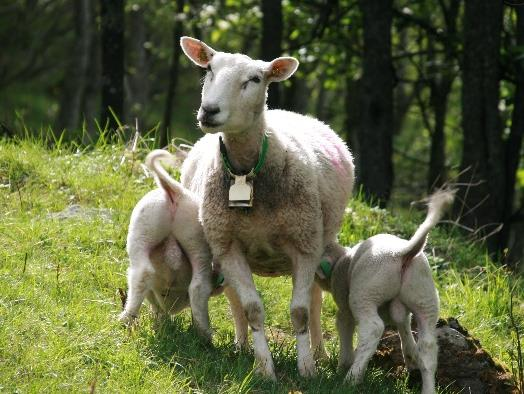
[265,57,299,82]
[180,36,216,68]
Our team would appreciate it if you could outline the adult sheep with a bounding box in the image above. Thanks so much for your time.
[179,37,354,379]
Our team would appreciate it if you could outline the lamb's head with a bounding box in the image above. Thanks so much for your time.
[180,36,299,134]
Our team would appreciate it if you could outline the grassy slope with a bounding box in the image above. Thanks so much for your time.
[0,139,522,393]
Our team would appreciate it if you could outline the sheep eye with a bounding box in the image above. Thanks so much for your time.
[250,76,261,83]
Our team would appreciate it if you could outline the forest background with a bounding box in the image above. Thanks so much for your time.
[1,0,523,270]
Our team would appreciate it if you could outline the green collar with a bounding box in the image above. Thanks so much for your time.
[215,272,224,288]
[219,133,269,176]
[319,259,332,279]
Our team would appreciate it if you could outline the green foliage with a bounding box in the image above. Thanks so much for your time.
[0,137,522,392]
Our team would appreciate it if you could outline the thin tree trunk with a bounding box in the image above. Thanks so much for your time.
[160,0,185,148]
[100,0,124,132]
[427,0,460,191]
[261,0,283,109]
[127,5,149,123]
[56,0,93,133]
[82,8,101,143]
[501,7,524,267]
[344,76,360,166]
[357,0,394,207]
[283,77,308,113]
[455,0,504,253]
[427,81,450,190]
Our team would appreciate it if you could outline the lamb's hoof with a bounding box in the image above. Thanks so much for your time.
[255,364,277,381]
[193,326,213,345]
[345,366,364,385]
[118,311,138,327]
[234,338,249,353]
[298,357,317,378]
[404,355,419,371]
[313,346,329,362]
[337,361,351,373]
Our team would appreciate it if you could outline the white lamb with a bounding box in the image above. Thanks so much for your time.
[179,37,355,379]
[119,150,215,339]
[316,190,454,394]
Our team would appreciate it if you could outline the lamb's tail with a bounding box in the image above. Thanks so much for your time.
[399,189,455,262]
[145,149,186,205]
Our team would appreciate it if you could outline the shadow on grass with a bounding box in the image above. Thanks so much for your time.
[141,315,413,394]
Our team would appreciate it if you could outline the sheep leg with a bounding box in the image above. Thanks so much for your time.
[309,282,327,360]
[336,304,355,371]
[119,250,154,325]
[389,299,418,370]
[346,306,384,384]
[224,285,249,350]
[220,248,275,380]
[290,254,318,378]
[188,258,213,342]
[414,313,438,394]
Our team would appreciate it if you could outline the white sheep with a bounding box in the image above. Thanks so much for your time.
[121,149,330,355]
[316,190,454,394]
[179,37,355,379]
[119,150,215,340]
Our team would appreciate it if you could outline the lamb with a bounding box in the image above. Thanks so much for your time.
[119,149,215,340]
[179,37,355,379]
[316,190,454,394]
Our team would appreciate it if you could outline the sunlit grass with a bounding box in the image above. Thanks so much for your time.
[0,137,522,392]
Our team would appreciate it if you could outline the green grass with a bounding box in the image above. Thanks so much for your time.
[0,137,522,393]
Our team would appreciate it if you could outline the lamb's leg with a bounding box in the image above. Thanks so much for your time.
[119,253,154,325]
[346,306,384,384]
[188,258,213,342]
[309,282,327,360]
[220,249,275,380]
[290,254,318,378]
[224,285,249,350]
[415,313,438,394]
[389,299,418,370]
[336,305,355,371]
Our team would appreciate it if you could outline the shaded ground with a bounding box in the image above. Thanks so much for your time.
[372,317,519,393]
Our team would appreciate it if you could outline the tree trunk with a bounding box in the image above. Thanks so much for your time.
[82,10,101,144]
[427,81,450,190]
[127,4,149,124]
[282,77,309,114]
[100,0,124,132]
[261,0,282,109]
[427,0,460,192]
[502,7,524,267]
[455,0,504,253]
[160,0,185,148]
[357,0,394,207]
[56,0,93,133]
[344,76,361,168]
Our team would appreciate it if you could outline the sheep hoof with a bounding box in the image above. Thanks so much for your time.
[255,364,277,381]
[298,358,317,378]
[192,325,213,344]
[234,338,249,353]
[313,346,329,362]
[118,311,138,327]
[345,366,364,385]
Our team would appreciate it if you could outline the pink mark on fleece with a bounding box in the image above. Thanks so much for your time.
[318,128,351,176]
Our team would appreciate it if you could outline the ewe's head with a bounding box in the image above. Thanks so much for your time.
[180,37,299,134]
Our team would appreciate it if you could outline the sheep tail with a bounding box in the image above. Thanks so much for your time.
[400,189,455,265]
[145,149,186,209]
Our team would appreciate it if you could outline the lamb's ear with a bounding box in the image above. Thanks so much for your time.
[180,36,216,68]
[265,57,299,82]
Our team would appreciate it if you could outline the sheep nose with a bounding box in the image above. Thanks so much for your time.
[202,105,220,116]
